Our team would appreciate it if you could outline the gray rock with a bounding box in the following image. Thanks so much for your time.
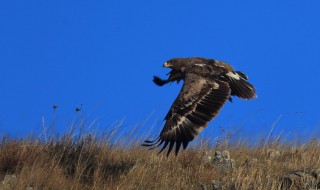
[221,151,230,159]
[212,151,231,163]
[281,171,318,190]
[211,180,222,190]
[25,185,35,190]
[203,150,235,172]
[202,151,223,164]
[202,152,214,165]
[2,174,17,189]
[220,159,236,170]
[214,151,222,160]
[280,176,293,190]
[267,149,281,158]
[315,167,320,174]
[199,182,208,190]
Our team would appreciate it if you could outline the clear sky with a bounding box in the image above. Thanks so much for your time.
[1,1,320,142]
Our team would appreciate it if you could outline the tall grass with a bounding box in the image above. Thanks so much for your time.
[0,111,320,189]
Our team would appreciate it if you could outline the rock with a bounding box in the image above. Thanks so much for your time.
[313,167,320,189]
[212,151,231,163]
[280,171,318,190]
[221,151,230,159]
[220,159,236,170]
[280,176,293,190]
[199,182,208,190]
[213,150,230,160]
[211,179,222,190]
[202,152,213,165]
[199,180,222,190]
[203,150,235,172]
[267,149,281,158]
[25,185,35,190]
[217,151,235,170]
[314,167,320,176]
[213,151,222,161]
[2,174,17,189]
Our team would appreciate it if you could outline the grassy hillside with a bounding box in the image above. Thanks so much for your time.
[1,116,320,189]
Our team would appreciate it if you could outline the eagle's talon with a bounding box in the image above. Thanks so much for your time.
[153,76,167,86]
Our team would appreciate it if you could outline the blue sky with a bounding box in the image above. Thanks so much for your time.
[1,1,320,142]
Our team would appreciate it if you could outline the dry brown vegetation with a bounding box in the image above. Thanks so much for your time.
[1,117,320,190]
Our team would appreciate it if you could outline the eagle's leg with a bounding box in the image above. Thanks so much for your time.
[153,72,183,86]
[228,96,233,103]
[153,76,168,86]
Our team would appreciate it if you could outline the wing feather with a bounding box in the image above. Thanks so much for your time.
[143,73,231,156]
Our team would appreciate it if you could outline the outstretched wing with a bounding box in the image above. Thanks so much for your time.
[143,73,231,156]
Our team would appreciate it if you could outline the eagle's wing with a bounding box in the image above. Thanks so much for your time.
[143,73,231,156]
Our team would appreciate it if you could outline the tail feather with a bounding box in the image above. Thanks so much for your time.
[226,71,256,99]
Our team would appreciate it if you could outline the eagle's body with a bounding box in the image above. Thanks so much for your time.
[143,57,256,156]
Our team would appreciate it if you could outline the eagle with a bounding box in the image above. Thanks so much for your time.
[142,57,256,156]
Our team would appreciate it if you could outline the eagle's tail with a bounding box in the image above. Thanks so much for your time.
[226,71,256,99]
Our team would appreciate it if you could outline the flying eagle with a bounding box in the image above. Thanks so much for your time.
[143,57,256,156]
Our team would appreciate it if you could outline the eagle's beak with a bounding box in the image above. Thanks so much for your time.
[163,62,172,68]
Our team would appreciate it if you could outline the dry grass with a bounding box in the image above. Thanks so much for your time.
[1,117,320,190]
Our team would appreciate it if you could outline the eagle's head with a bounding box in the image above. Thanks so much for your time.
[163,58,190,71]
[163,57,206,71]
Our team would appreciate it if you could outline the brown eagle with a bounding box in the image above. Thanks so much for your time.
[143,57,256,156]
